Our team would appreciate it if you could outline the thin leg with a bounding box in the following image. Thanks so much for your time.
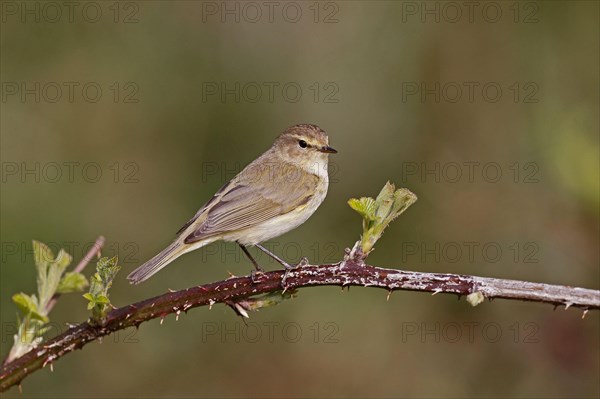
[237,242,263,272]
[255,244,294,270]
[255,244,298,288]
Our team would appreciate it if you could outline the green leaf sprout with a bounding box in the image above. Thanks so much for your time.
[348,182,417,256]
[84,256,120,325]
[7,241,89,362]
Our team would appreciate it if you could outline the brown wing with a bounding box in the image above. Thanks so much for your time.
[183,161,318,244]
[175,183,225,235]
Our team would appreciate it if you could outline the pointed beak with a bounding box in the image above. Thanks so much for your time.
[319,146,338,154]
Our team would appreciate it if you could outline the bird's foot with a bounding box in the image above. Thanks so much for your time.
[281,257,309,290]
[296,257,310,268]
[251,268,265,283]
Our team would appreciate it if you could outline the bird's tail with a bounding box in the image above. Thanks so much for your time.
[127,240,193,284]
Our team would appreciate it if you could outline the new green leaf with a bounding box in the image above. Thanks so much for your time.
[6,241,89,363]
[84,256,120,324]
[348,182,417,255]
[57,272,89,293]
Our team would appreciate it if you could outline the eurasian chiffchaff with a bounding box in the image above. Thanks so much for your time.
[127,124,337,284]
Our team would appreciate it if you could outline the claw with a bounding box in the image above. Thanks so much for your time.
[281,264,294,289]
[281,257,310,289]
[251,269,264,283]
[297,257,309,267]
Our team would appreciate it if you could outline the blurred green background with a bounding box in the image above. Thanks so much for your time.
[1,1,599,397]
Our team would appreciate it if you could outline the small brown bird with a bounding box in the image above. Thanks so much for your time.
[127,124,337,284]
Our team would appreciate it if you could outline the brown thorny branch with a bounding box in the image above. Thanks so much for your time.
[1,244,599,392]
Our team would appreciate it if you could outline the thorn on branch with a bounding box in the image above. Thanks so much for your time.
[582,309,588,319]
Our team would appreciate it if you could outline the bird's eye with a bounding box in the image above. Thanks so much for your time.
[298,140,308,148]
